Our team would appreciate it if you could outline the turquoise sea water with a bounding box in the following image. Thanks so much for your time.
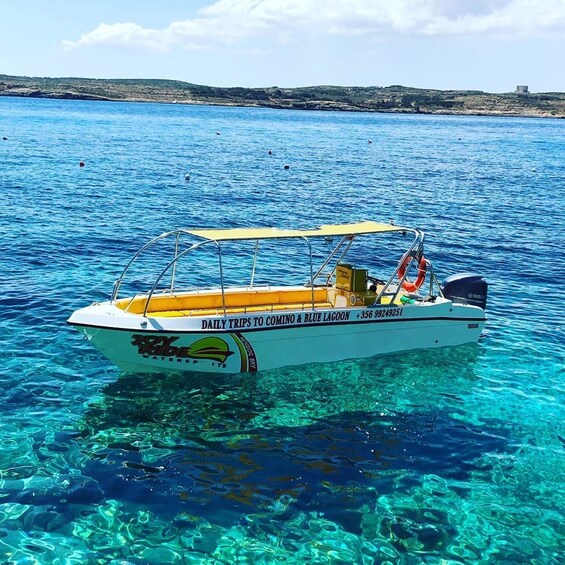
[0,96,563,563]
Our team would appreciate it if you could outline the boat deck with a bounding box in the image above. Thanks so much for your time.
[115,287,333,318]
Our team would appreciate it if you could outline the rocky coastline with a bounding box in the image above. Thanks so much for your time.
[1,74,563,118]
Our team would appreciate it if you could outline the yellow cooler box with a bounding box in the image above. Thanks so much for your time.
[335,264,368,293]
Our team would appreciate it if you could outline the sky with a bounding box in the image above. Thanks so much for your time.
[1,0,564,92]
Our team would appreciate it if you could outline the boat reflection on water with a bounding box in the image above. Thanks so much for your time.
[81,344,484,432]
[74,346,512,528]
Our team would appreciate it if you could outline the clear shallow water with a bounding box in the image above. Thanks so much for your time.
[0,97,564,563]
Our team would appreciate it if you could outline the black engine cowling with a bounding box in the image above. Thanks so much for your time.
[440,273,488,310]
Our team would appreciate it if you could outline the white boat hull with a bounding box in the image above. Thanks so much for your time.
[68,299,486,374]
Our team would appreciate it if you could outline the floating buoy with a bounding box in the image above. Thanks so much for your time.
[284,164,290,170]
[268,150,272,155]
[79,161,85,167]
[185,173,191,181]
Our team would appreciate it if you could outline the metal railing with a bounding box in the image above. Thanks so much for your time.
[111,229,318,318]
[111,226,435,318]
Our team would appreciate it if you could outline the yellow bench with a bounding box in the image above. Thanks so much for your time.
[115,287,329,317]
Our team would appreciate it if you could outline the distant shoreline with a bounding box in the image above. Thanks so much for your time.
[1,74,563,118]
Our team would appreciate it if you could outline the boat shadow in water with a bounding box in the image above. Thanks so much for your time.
[71,345,512,532]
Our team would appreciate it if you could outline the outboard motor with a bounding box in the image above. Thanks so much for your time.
[440,273,488,310]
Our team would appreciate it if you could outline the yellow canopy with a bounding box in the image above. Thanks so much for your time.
[186,221,409,242]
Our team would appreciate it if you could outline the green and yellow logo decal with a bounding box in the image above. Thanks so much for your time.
[131,334,233,364]
[131,333,257,371]
[186,337,234,363]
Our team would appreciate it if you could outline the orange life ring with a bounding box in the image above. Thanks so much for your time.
[398,255,427,292]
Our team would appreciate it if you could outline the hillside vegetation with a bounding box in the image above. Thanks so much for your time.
[1,74,563,117]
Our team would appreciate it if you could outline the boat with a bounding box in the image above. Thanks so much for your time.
[67,221,488,374]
